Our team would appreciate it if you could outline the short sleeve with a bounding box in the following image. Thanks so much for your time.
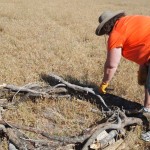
[108,30,125,50]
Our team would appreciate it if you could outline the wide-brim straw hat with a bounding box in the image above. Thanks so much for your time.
[95,10,125,36]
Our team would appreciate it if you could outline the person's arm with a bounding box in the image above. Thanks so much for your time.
[99,47,121,94]
[102,47,122,83]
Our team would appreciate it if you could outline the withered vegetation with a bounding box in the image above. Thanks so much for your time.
[0,74,147,150]
[0,0,150,149]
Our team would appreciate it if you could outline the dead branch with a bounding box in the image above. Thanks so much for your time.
[0,119,94,144]
[9,143,18,150]
[7,128,35,150]
[0,74,109,111]
[99,130,118,148]
[4,84,67,94]
[1,109,140,149]
[82,109,142,150]
[90,130,117,149]
[20,137,50,145]
[20,137,61,149]
[48,73,109,110]
[1,83,69,102]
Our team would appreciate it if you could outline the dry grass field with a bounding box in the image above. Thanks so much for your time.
[0,0,150,149]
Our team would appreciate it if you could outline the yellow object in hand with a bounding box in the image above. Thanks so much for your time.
[99,82,109,94]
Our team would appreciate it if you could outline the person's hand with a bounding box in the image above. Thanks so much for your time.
[99,82,109,94]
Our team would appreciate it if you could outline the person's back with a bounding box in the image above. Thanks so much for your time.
[108,15,150,64]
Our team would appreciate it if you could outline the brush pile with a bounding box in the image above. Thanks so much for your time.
[0,74,145,150]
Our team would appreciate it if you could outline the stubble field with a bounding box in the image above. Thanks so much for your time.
[0,0,150,149]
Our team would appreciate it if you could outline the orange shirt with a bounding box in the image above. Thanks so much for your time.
[108,15,150,64]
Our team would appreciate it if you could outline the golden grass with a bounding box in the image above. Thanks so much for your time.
[123,126,146,150]
[0,0,150,149]
[0,0,149,103]
[3,98,102,137]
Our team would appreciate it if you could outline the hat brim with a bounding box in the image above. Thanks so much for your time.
[95,10,125,36]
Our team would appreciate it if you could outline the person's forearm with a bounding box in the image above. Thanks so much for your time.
[102,63,117,83]
[101,47,121,83]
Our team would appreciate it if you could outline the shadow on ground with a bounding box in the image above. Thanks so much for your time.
[41,73,142,111]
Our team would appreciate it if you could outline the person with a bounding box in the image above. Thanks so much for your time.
[95,10,150,141]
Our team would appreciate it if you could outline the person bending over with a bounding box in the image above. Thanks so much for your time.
[95,10,150,141]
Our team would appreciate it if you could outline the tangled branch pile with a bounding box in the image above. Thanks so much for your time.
[0,74,146,150]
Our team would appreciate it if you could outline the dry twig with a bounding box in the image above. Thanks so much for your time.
[0,75,145,150]
[48,73,109,110]
[82,109,142,150]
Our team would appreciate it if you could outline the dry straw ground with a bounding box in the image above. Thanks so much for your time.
[0,0,150,149]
